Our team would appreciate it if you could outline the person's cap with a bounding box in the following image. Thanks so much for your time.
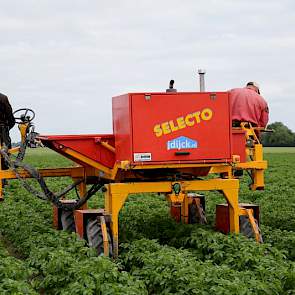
[246,81,260,94]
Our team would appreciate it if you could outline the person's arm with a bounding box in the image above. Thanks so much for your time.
[260,103,269,128]
[3,95,15,129]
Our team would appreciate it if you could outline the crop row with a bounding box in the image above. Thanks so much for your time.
[120,238,295,294]
[119,192,295,262]
[0,179,148,294]
[0,238,37,294]
[118,154,295,263]
[241,153,295,231]
[0,150,294,294]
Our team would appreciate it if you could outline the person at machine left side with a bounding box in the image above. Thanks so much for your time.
[0,92,15,170]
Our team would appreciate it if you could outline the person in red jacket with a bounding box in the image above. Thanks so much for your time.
[229,82,269,128]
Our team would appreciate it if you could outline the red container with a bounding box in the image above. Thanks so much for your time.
[113,92,232,164]
[39,134,115,168]
[215,203,260,234]
[232,129,246,162]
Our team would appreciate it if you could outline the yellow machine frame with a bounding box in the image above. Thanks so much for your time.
[0,122,268,257]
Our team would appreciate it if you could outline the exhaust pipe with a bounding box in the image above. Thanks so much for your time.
[198,69,206,92]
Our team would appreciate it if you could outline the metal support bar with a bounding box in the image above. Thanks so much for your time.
[222,188,240,233]
[100,215,109,257]
[209,165,233,177]
[61,147,113,178]
[0,166,87,199]
[99,141,115,153]
[0,167,86,179]
[8,147,20,154]
[104,178,240,257]
[239,208,262,243]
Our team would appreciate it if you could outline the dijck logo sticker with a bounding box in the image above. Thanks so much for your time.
[167,136,198,150]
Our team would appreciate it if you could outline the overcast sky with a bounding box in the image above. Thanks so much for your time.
[1,0,294,141]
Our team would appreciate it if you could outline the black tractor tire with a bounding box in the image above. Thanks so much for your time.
[188,203,197,224]
[86,217,113,257]
[188,203,207,224]
[197,204,207,225]
[60,210,76,233]
[239,215,263,243]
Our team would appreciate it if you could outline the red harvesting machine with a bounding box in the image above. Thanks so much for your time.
[0,81,267,256]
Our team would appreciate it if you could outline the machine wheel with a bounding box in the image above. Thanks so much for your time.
[188,203,197,224]
[60,210,76,233]
[189,202,207,224]
[86,217,113,257]
[239,215,263,243]
[196,203,207,225]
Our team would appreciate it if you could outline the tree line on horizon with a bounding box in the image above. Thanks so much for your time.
[262,122,295,147]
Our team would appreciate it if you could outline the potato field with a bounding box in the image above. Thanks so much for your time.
[0,148,295,294]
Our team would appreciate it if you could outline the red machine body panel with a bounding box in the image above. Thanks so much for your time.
[113,92,233,164]
[232,129,246,163]
[112,94,133,165]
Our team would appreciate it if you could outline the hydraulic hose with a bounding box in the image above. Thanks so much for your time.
[0,133,102,211]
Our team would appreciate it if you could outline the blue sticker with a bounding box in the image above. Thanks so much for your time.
[167,136,198,150]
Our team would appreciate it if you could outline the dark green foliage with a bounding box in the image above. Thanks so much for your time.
[119,198,295,293]
[0,240,37,294]
[262,225,295,260]
[0,149,295,294]
[117,153,295,293]
[120,239,295,294]
[0,176,147,294]
[262,122,295,146]
[253,154,295,232]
